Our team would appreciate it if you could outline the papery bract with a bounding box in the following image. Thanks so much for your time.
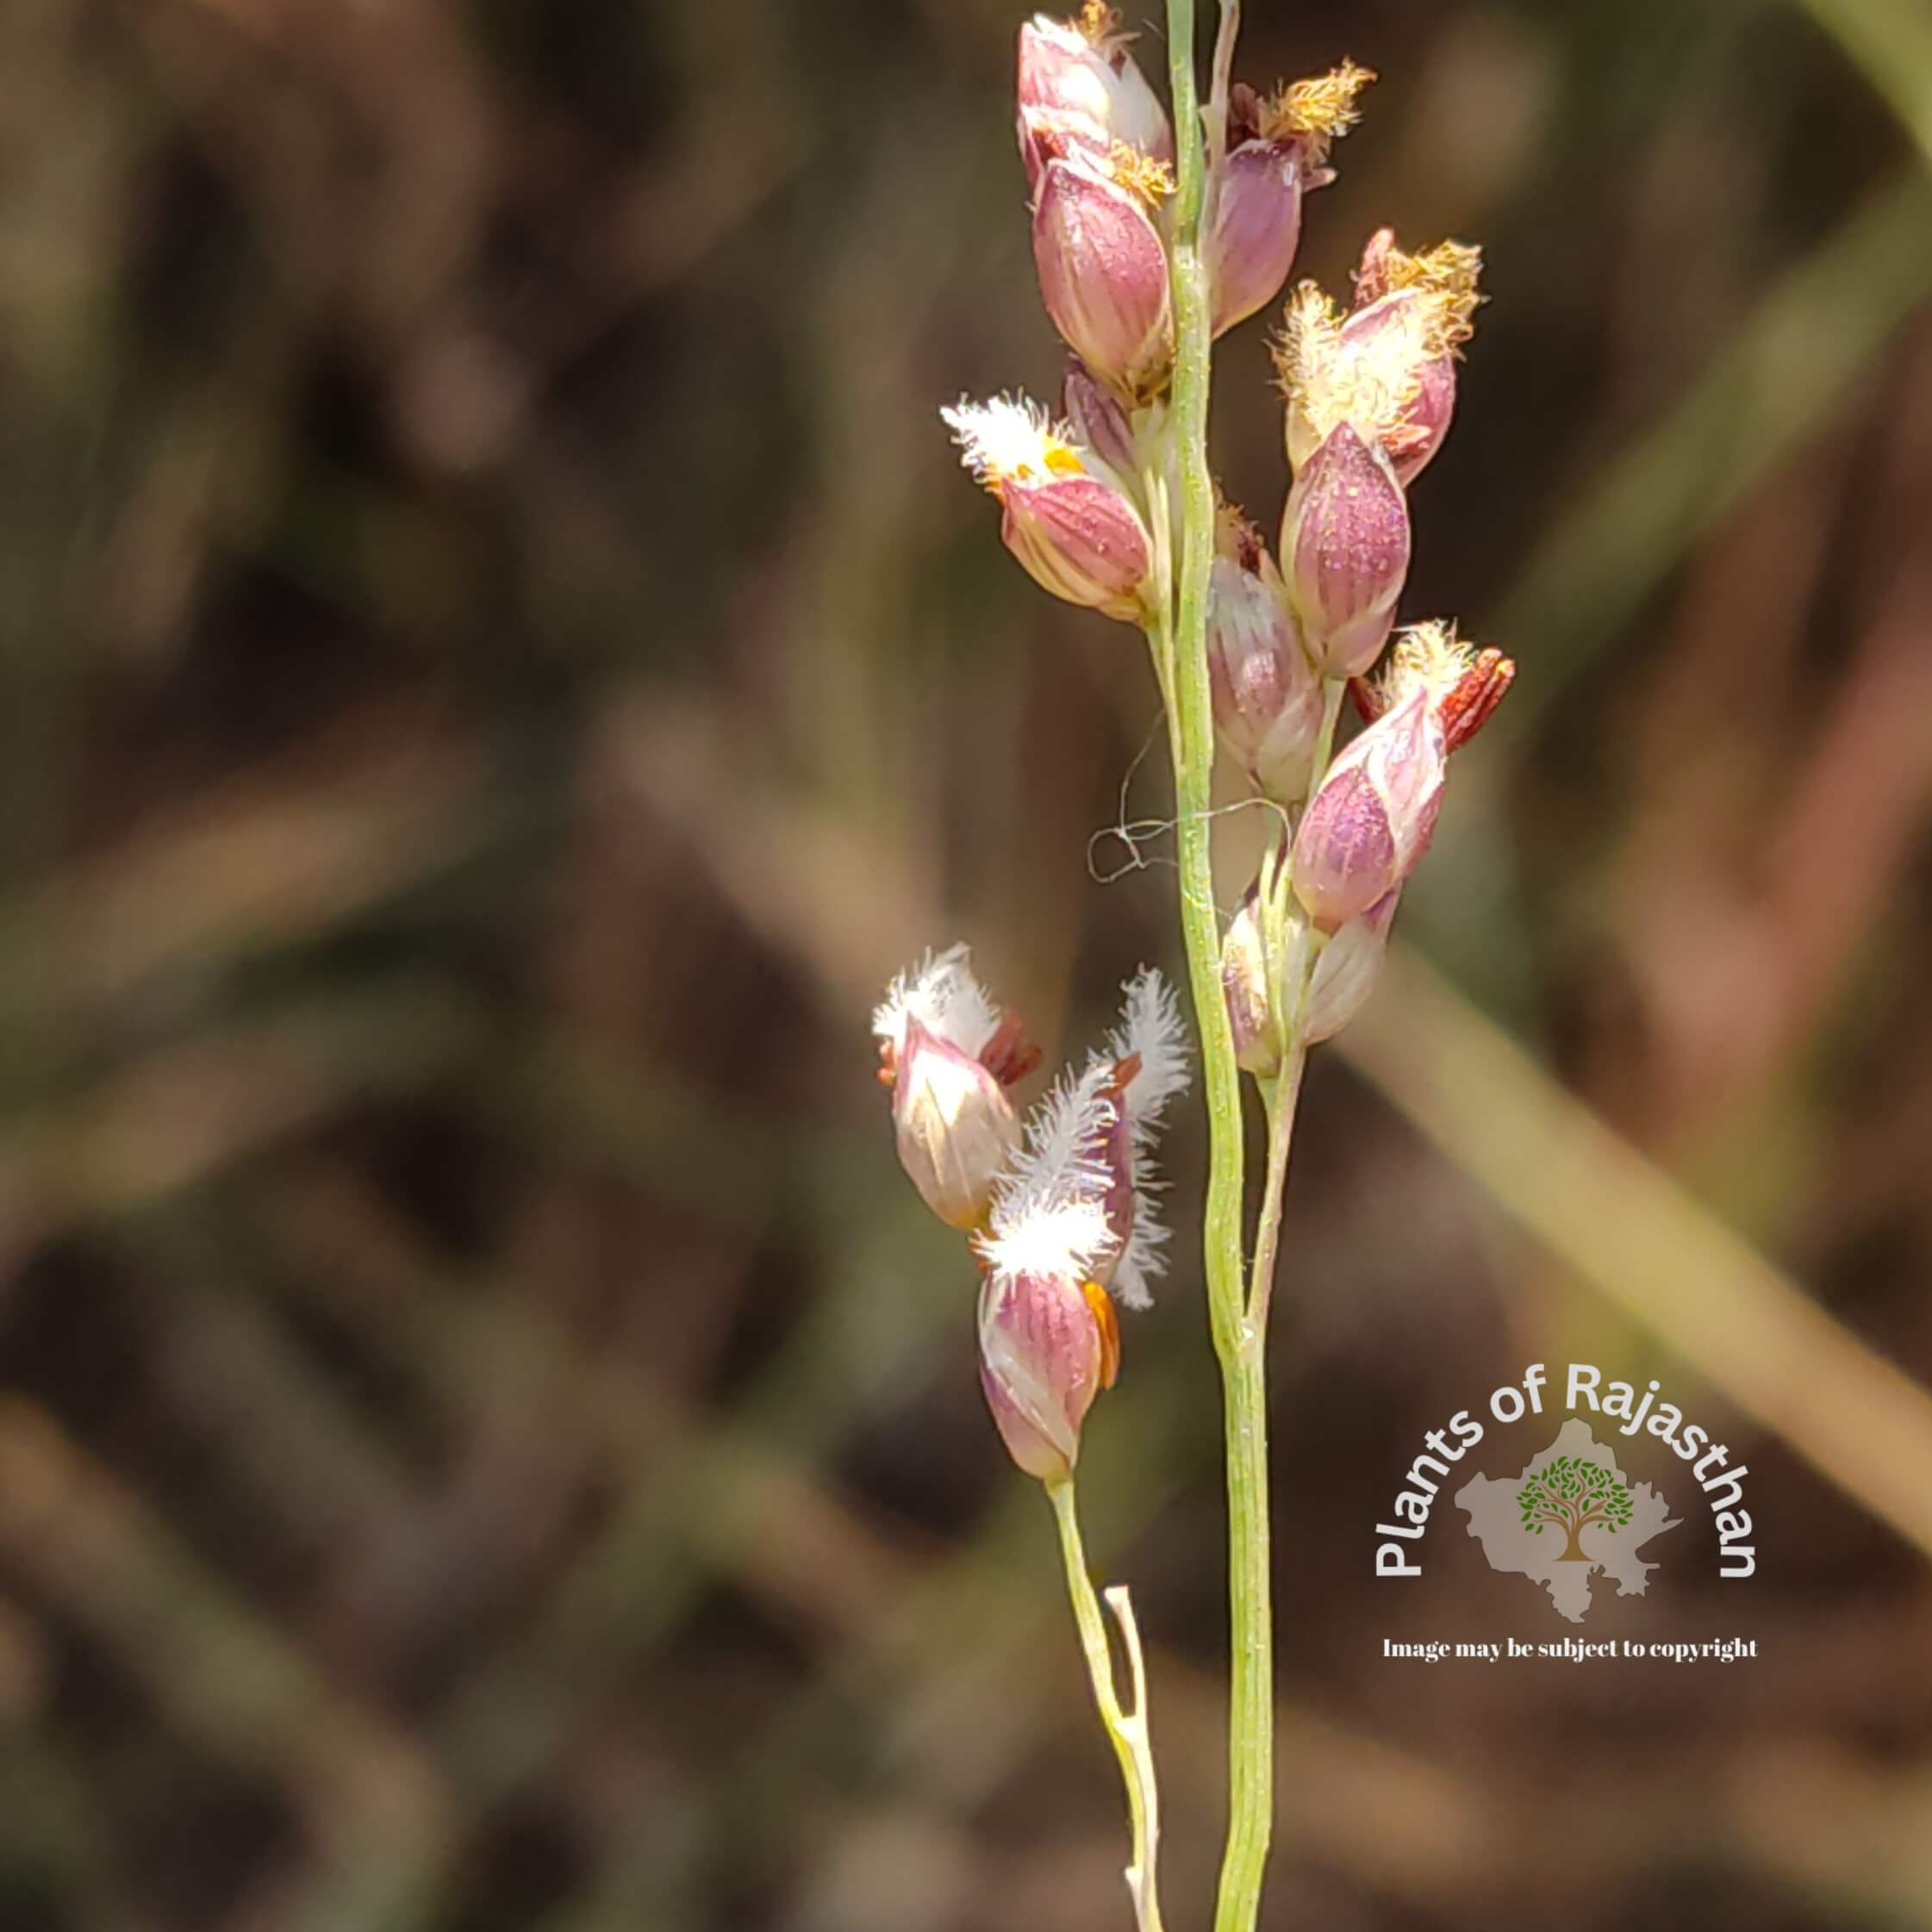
[889,1019,1021,1228]
[1201,64,1374,338]
[1291,686,1445,931]
[1206,515,1323,801]
[1032,154,1173,402]
[1281,422,1411,676]
[873,947,1033,1228]
[1005,472,1151,618]
[1062,356,1138,476]
[1220,886,1281,1076]
[943,394,1152,620]
[978,1266,1117,1482]
[1304,888,1399,1043]
[1016,6,1173,196]
[1205,139,1305,337]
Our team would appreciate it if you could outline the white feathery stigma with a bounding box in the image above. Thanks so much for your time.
[871,944,1003,1058]
[1095,964,1190,1308]
[941,394,1082,490]
[977,1194,1116,1289]
[979,1056,1117,1282]
[989,1059,1116,1225]
[1105,964,1190,1126]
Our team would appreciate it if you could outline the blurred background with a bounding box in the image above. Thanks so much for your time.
[3,0,1932,1927]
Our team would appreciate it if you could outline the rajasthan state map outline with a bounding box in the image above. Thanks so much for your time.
[1455,1417,1680,1623]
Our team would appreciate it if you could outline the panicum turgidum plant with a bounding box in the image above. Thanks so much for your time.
[879,8,1518,1929]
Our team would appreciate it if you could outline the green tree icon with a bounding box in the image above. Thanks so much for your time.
[1517,1455,1635,1561]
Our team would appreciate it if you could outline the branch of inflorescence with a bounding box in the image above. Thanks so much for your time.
[1048,1476,1166,1932]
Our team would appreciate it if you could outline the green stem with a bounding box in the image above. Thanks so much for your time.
[1243,676,1343,1338]
[1212,1342,1272,1932]
[1247,1045,1305,1336]
[1047,1477,1166,1932]
[1161,3,1275,1928]
[1162,3,1243,1365]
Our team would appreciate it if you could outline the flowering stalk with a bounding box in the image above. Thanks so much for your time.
[1050,1477,1165,1932]
[913,8,1513,1929]
[876,947,1188,1928]
[1149,9,1286,1929]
